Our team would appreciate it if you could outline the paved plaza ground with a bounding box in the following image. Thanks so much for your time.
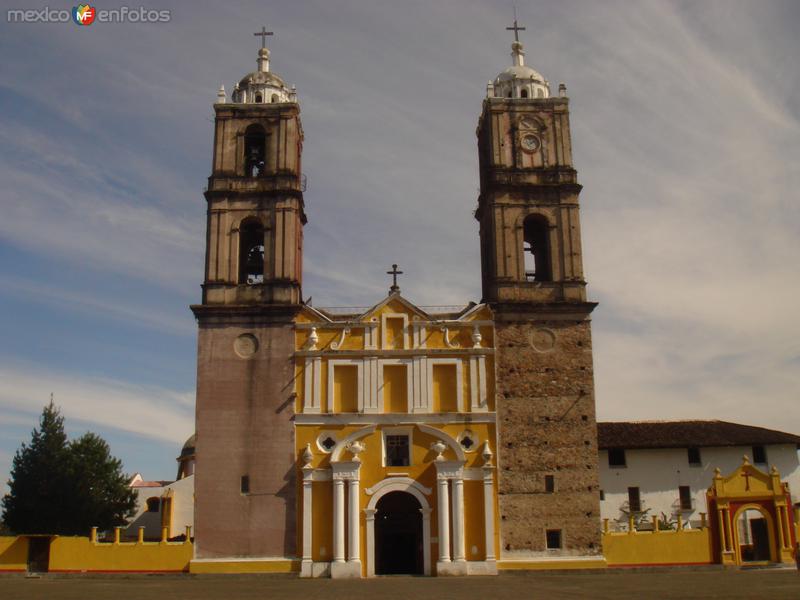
[1,568,799,600]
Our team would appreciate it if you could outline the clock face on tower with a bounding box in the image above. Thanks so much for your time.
[521,134,540,152]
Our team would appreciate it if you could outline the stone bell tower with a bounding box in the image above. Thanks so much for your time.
[191,29,304,560]
[476,20,602,558]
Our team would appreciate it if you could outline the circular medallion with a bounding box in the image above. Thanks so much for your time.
[530,328,556,353]
[233,333,259,358]
[521,134,540,152]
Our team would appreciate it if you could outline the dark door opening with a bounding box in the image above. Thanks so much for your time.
[738,509,772,563]
[27,537,51,573]
[748,518,771,562]
[375,491,423,575]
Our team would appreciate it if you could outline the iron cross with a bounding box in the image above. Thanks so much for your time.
[506,8,526,42]
[387,264,403,293]
[254,26,273,48]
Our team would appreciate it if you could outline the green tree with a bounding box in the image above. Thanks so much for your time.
[1,401,70,534]
[66,433,137,535]
[2,402,137,535]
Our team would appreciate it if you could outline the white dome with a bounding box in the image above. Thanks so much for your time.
[489,41,550,100]
[228,47,296,105]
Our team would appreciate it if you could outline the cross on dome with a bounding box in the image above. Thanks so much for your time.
[505,9,526,43]
[253,26,273,48]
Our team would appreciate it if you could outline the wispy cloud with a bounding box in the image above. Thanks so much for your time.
[0,364,194,445]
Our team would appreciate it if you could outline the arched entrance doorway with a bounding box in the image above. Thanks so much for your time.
[375,491,423,575]
[735,507,775,564]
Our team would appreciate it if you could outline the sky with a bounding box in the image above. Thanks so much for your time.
[0,0,798,492]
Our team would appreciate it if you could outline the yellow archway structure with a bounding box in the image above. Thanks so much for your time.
[707,456,796,566]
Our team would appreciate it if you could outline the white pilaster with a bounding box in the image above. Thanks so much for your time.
[420,507,432,576]
[364,508,376,577]
[482,466,496,562]
[437,477,451,562]
[332,478,346,563]
[452,477,466,563]
[300,461,314,577]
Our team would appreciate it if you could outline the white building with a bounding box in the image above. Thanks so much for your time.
[598,421,800,531]
[126,435,196,541]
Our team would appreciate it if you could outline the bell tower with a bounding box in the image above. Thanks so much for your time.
[191,30,303,561]
[476,20,602,559]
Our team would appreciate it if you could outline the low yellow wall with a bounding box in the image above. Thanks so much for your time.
[0,536,28,572]
[48,537,192,573]
[603,528,714,567]
[189,558,300,574]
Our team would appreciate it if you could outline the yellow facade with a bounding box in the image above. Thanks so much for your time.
[293,294,498,577]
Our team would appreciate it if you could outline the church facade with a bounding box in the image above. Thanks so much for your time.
[190,24,603,576]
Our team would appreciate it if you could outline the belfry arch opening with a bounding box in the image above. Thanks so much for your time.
[523,214,552,282]
[239,218,265,284]
[244,124,266,177]
[375,491,423,575]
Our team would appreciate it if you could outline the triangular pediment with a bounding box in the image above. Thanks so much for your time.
[357,292,431,322]
[709,456,784,500]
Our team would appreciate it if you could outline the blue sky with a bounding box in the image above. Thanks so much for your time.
[1,0,798,491]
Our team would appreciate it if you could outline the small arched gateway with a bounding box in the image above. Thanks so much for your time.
[707,456,797,566]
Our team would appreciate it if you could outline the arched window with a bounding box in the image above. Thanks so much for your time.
[537,88,545,98]
[523,214,552,282]
[271,94,279,103]
[239,219,265,284]
[254,93,263,103]
[146,497,160,513]
[244,124,266,177]
[520,88,529,98]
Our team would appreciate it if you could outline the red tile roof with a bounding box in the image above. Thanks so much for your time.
[598,420,800,450]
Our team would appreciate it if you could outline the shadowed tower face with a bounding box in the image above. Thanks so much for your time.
[476,20,602,557]
[191,31,304,560]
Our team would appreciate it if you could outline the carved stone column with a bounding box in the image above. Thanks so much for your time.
[452,477,466,564]
[332,478,346,564]
[331,461,362,578]
[348,478,361,565]
[435,460,467,575]
[437,477,451,563]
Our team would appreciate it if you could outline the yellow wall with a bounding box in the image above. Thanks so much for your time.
[311,481,333,562]
[384,317,405,349]
[432,364,458,412]
[46,536,192,572]
[333,365,358,413]
[383,365,408,413]
[603,529,714,567]
[0,536,28,572]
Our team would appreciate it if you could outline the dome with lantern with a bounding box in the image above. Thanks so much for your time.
[217,42,297,105]
[489,39,550,100]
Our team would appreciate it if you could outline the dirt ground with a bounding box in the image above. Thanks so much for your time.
[1,568,799,600]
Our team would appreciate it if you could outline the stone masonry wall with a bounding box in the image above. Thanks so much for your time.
[194,319,297,559]
[494,317,601,556]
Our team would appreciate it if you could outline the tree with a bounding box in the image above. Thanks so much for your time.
[66,433,137,535]
[1,401,70,534]
[2,402,137,535]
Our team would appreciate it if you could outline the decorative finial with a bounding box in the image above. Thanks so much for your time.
[254,26,273,73]
[481,440,493,466]
[506,9,526,67]
[742,454,751,465]
[302,443,313,466]
[217,85,226,103]
[387,264,403,294]
[431,440,447,461]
